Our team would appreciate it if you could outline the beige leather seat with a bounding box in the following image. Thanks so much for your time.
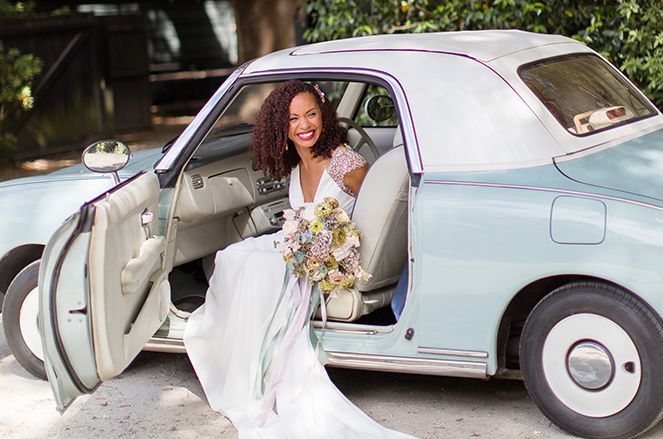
[322,129,409,321]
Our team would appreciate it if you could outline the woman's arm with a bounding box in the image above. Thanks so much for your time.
[343,163,369,196]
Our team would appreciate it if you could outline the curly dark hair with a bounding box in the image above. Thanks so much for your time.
[252,80,347,179]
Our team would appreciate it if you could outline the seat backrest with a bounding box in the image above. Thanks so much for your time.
[352,130,408,292]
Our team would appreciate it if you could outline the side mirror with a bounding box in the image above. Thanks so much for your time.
[365,95,396,123]
[82,140,130,183]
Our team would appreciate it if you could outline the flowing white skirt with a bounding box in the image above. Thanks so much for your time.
[184,232,415,438]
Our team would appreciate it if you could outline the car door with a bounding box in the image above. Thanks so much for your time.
[39,171,170,412]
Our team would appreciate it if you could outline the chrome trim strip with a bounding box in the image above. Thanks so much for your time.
[154,66,244,172]
[311,320,394,334]
[242,67,423,174]
[144,336,186,354]
[417,347,489,359]
[326,351,487,378]
[424,180,663,212]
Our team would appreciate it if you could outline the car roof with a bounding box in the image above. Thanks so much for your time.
[250,30,575,69]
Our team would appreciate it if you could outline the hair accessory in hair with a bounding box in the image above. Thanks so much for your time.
[313,84,326,103]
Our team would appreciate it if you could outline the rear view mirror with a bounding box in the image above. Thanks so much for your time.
[365,95,395,123]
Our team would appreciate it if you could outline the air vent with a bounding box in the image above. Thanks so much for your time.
[191,174,204,189]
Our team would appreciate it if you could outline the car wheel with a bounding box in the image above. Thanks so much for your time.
[520,282,663,439]
[2,260,46,380]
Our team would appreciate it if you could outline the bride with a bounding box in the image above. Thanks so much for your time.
[184,80,415,438]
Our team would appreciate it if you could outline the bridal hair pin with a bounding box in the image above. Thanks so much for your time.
[312,84,326,103]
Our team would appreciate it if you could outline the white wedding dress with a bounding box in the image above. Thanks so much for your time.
[184,146,415,438]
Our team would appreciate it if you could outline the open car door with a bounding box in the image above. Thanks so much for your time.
[38,172,170,412]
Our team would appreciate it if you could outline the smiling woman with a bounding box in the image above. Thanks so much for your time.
[183,79,412,438]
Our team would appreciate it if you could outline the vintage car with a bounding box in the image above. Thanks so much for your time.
[1,30,662,438]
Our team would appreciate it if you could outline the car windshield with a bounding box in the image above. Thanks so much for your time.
[519,54,656,136]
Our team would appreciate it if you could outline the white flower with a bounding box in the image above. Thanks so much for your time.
[336,210,349,223]
[346,234,360,248]
[282,220,298,237]
[283,209,296,221]
[332,243,352,261]
[302,204,316,222]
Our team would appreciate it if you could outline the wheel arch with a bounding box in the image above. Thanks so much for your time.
[495,274,663,375]
[0,244,45,310]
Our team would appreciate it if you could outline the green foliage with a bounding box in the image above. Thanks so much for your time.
[0,1,42,165]
[0,40,42,165]
[303,0,662,109]
[0,0,35,17]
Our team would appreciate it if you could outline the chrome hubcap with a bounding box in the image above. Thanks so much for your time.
[567,341,613,390]
[19,287,43,361]
[542,313,641,417]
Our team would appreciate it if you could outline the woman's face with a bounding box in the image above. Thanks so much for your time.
[287,92,322,151]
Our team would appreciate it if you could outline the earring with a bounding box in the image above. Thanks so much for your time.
[284,142,288,151]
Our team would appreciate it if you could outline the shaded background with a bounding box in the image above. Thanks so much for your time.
[0,0,660,168]
[0,0,303,161]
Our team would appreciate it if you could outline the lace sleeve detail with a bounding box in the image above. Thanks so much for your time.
[327,145,367,197]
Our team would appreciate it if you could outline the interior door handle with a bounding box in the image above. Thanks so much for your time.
[141,211,154,226]
[141,210,154,237]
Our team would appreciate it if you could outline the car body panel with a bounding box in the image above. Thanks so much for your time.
[413,164,663,374]
[556,129,663,203]
[0,177,114,257]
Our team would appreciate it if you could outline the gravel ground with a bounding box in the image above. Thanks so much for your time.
[2,316,663,438]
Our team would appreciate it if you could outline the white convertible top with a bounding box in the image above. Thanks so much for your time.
[289,30,574,62]
[158,31,660,174]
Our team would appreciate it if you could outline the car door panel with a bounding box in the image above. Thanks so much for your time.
[40,172,169,411]
[87,172,169,380]
[40,213,99,412]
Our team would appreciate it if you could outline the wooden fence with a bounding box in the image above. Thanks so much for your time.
[0,14,150,159]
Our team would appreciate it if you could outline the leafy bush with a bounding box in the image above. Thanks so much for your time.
[0,41,42,165]
[303,0,662,110]
[0,1,41,165]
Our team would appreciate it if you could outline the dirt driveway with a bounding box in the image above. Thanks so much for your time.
[4,312,663,438]
[0,313,577,439]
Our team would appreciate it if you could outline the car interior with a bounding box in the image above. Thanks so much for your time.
[163,79,410,329]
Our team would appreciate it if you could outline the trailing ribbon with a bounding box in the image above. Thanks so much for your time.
[255,271,313,425]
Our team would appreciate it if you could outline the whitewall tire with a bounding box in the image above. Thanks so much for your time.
[2,260,47,379]
[520,282,663,439]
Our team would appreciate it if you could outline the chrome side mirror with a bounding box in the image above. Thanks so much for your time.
[82,140,130,184]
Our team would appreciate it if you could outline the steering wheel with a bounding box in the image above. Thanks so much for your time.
[337,117,380,161]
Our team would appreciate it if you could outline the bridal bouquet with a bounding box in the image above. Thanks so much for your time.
[281,197,370,295]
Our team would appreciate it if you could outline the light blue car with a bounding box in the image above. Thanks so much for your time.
[2,31,662,439]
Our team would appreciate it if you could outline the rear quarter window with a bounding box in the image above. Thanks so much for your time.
[519,54,656,136]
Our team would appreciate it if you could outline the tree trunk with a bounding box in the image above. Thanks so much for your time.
[231,0,302,63]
